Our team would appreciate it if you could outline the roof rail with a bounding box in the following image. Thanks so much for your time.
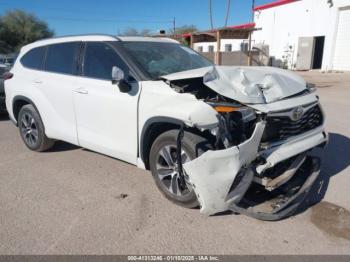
[34,34,120,43]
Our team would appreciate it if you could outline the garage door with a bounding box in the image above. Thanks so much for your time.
[333,8,350,70]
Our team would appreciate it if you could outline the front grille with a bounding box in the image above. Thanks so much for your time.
[261,104,323,143]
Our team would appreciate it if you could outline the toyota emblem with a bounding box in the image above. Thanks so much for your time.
[291,106,304,121]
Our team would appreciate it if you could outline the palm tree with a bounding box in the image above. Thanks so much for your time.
[209,0,232,29]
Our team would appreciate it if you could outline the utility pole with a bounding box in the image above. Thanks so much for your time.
[252,0,256,22]
[209,0,214,29]
[248,0,256,66]
[173,17,176,35]
[224,0,231,27]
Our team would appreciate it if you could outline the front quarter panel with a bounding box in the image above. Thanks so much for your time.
[139,81,218,129]
[138,80,219,166]
[139,80,219,129]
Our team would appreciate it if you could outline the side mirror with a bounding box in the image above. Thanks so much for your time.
[111,66,131,93]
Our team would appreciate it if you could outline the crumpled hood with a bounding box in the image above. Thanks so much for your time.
[162,66,307,104]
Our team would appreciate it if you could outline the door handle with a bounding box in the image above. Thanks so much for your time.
[74,88,88,95]
[33,79,42,84]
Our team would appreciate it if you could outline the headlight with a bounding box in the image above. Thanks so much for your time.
[213,105,241,113]
[306,83,317,93]
[209,102,256,122]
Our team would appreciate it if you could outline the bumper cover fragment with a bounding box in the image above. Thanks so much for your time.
[230,156,321,221]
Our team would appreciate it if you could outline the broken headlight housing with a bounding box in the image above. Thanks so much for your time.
[207,102,257,148]
[306,82,317,93]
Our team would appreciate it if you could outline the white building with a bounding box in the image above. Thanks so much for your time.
[192,23,255,53]
[253,0,350,71]
[193,39,248,53]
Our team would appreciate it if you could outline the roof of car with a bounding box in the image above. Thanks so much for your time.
[118,36,178,43]
[21,34,179,52]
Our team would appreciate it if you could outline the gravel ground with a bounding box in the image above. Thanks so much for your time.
[0,71,349,255]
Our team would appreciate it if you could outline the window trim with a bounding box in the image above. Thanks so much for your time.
[112,42,149,81]
[20,43,82,77]
[43,41,82,76]
[80,41,138,83]
[20,46,47,71]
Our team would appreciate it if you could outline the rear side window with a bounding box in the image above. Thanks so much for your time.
[83,42,128,80]
[45,42,80,75]
[21,47,46,70]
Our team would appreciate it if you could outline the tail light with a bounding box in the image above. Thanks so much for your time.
[3,72,13,81]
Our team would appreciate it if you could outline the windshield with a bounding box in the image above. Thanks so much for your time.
[121,42,213,79]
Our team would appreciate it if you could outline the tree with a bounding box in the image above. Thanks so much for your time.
[168,25,198,46]
[169,25,198,35]
[118,27,152,36]
[0,10,54,53]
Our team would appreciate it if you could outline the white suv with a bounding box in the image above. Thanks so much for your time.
[5,35,328,220]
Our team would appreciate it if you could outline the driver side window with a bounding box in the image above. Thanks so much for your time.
[83,42,128,80]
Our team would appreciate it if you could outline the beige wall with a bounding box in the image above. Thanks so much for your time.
[200,51,266,66]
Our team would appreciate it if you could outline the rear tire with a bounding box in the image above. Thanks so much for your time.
[149,129,212,208]
[18,104,55,152]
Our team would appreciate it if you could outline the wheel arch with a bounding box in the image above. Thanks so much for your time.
[12,95,40,122]
[140,117,185,170]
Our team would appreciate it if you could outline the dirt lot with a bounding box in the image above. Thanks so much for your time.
[0,71,350,255]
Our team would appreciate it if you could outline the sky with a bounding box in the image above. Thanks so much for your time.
[0,0,273,36]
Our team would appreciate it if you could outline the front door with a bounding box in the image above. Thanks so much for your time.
[73,42,140,164]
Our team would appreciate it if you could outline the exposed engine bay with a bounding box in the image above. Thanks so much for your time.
[161,66,328,220]
[167,75,260,148]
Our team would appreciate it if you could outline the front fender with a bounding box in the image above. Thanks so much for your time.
[138,80,220,167]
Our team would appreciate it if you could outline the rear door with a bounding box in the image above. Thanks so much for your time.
[20,42,81,144]
[36,42,81,144]
[73,42,140,164]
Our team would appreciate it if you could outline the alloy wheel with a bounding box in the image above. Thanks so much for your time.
[155,145,192,197]
[20,113,39,146]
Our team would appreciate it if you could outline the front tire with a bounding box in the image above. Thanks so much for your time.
[149,129,212,208]
[18,104,55,152]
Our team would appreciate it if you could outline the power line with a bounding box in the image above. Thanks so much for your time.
[43,16,173,24]
[0,3,172,21]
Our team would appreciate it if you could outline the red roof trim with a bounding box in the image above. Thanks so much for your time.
[172,33,191,38]
[181,33,192,38]
[253,0,299,11]
[175,22,256,38]
[228,22,256,29]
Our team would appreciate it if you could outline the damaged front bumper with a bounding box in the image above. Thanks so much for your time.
[182,120,327,220]
[230,156,320,221]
